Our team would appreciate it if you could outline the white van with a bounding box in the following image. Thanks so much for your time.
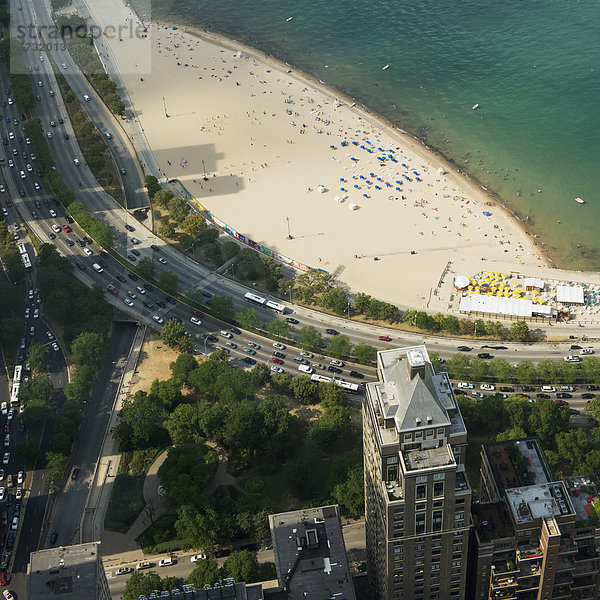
[560,385,574,392]
[220,330,233,339]
[298,364,314,374]
[92,263,104,273]
[541,386,556,393]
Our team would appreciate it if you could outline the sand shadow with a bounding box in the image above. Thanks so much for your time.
[153,143,224,174]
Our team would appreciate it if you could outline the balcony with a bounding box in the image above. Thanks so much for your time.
[491,574,518,590]
[558,537,578,555]
[553,573,573,586]
[492,589,517,600]
[492,560,519,576]
[555,556,575,572]
[574,545,598,562]
[517,561,541,579]
[516,547,543,561]
[552,587,572,599]
[572,576,595,589]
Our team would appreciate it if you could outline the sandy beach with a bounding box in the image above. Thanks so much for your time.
[82,0,550,308]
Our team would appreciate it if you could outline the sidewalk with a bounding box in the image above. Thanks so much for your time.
[80,324,147,543]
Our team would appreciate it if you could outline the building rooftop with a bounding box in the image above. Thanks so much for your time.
[483,438,552,497]
[474,501,515,544]
[403,444,455,472]
[505,482,574,525]
[29,542,105,600]
[134,582,265,600]
[269,505,356,600]
[563,475,598,523]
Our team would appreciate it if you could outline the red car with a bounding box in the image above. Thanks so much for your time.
[62,224,72,232]
[76,260,86,271]
[0,532,4,547]
[0,569,5,585]
[379,335,392,342]
[270,357,284,365]
[106,284,117,295]
[192,310,204,318]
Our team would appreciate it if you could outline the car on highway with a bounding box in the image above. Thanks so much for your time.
[62,224,71,232]
[153,315,164,324]
[555,399,568,406]
[71,467,80,481]
[453,388,466,395]
[124,298,134,307]
[51,342,60,352]
[106,285,117,295]
[349,370,364,379]
[73,158,80,166]
[0,489,4,502]
[150,244,159,251]
[299,351,313,358]
[105,132,112,139]
[477,352,493,359]
[582,393,595,400]
[190,317,202,325]
[17,471,23,485]
[378,335,392,341]
[192,310,204,318]
[330,359,344,367]
[3,589,15,600]
[580,348,594,355]
[125,224,135,232]
[83,94,91,101]
[82,247,94,257]
[135,286,146,295]
[24,308,30,319]
[143,300,154,309]
[127,291,137,299]
[499,387,515,393]
[457,382,474,389]
[294,357,309,365]
[328,365,342,374]
[271,357,284,365]
[116,275,127,283]
[10,518,17,532]
[226,342,238,349]
[120,168,127,175]
[51,224,61,233]
[471,392,485,398]
[0,454,6,466]
[33,308,39,318]
[270,365,284,373]
[273,351,286,359]
[480,384,496,391]
[564,355,581,363]
[248,342,261,349]
[587,385,600,391]
[136,561,153,570]
[324,328,338,335]
[243,357,256,365]
[536,393,550,399]
[457,346,472,352]
[244,348,256,355]
[556,393,572,399]
[285,317,299,324]
[158,257,167,264]
[114,567,134,575]
[230,327,242,335]
[272,342,285,350]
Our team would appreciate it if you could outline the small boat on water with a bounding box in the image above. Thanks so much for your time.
[575,197,585,204]
[472,103,479,110]
[286,16,293,21]
[382,64,390,70]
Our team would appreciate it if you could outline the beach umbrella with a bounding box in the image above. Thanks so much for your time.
[370,172,375,176]
[483,211,491,216]
[402,163,407,167]
[363,193,368,197]
[413,171,418,175]
[366,180,371,184]
[172,26,178,30]
[359,175,364,179]
[340,178,345,182]
[376,177,382,181]
[331,145,336,149]
[416,177,422,182]
[354,185,359,188]
[340,188,346,192]
[395,187,400,191]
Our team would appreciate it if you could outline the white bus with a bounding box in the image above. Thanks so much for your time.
[310,373,359,394]
[244,292,286,314]
[17,241,27,255]
[13,365,22,385]
[22,253,32,271]
[265,300,285,314]
[10,383,20,407]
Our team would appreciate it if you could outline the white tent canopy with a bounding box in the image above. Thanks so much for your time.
[556,285,584,305]
[460,294,552,318]
[453,275,470,289]
[523,277,545,290]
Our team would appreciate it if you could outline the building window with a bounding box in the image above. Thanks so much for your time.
[434,473,445,480]
[434,482,444,497]
[415,431,423,439]
[452,561,461,567]
[426,429,433,437]
[432,510,443,532]
[454,513,464,520]
[416,513,426,534]
[417,484,427,500]
[456,498,465,505]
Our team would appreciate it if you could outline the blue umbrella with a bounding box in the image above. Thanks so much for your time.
[340,178,345,182]
[370,172,375,176]
[354,184,359,188]
[359,175,364,179]
[483,211,491,216]
[376,177,382,181]
[395,187,401,191]
[340,188,346,191]
[413,170,418,175]
[366,180,371,184]
[363,193,368,197]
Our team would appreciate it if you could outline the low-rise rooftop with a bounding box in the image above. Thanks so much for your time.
[505,482,574,525]
[403,444,455,472]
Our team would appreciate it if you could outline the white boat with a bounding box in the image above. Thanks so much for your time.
[286,16,293,22]
[382,64,390,70]
[575,197,585,204]
[472,103,479,110]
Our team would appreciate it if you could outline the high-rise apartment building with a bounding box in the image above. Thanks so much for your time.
[363,345,472,600]
[470,437,600,600]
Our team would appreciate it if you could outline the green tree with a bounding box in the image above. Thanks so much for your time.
[327,334,352,359]
[319,287,349,315]
[175,504,221,550]
[236,308,261,331]
[161,319,187,349]
[114,391,168,449]
[210,296,235,322]
[145,175,161,198]
[332,465,364,517]
[469,358,489,381]
[70,331,105,369]
[442,315,460,334]
[289,376,319,404]
[222,551,261,584]
[168,196,190,224]
[123,571,164,600]
[153,189,174,208]
[509,321,530,342]
[203,243,222,264]
[158,271,179,295]
[165,404,204,445]
[158,443,218,508]
[537,359,559,384]
[515,360,537,385]
[585,397,600,423]
[16,439,39,461]
[170,353,198,383]
[528,398,570,448]
[222,241,240,261]
[582,357,600,383]
[181,214,207,237]
[354,342,376,365]
[150,377,184,410]
[447,354,472,380]
[136,256,155,280]
[158,223,175,238]
[265,318,290,340]
[187,558,220,588]
[45,452,68,490]
[19,375,53,404]
[490,359,512,383]
[297,326,323,352]
[27,343,49,374]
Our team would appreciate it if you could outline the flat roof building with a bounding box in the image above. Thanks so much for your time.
[363,345,472,600]
[470,438,600,600]
[28,542,110,600]
[268,505,356,600]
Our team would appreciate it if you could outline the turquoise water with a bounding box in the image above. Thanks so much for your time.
[142,0,600,269]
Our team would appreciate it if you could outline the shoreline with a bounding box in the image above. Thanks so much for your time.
[82,0,554,310]
[163,21,555,270]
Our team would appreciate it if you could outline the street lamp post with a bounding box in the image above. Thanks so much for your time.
[347,302,351,320]
[286,217,293,240]
[289,285,293,305]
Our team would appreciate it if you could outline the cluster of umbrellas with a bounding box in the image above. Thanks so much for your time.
[466,271,547,304]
